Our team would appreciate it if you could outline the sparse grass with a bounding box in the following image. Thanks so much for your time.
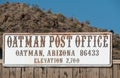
[0,3,120,58]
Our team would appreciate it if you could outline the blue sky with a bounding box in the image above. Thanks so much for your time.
[0,0,120,34]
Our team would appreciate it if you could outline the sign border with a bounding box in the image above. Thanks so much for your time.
[3,32,112,67]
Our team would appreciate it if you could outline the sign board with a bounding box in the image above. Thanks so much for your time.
[3,32,112,67]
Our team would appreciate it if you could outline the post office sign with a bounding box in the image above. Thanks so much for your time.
[3,32,112,67]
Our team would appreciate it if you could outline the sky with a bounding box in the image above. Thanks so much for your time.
[0,0,120,34]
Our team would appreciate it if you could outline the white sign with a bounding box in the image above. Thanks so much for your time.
[3,32,112,67]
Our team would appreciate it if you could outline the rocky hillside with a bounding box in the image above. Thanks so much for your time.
[0,2,120,59]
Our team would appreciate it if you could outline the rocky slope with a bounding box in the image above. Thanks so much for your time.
[0,2,120,59]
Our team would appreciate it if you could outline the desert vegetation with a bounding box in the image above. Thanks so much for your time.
[0,2,120,59]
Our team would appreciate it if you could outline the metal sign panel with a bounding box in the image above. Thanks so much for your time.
[3,32,112,67]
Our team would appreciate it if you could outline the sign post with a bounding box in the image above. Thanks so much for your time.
[3,32,112,67]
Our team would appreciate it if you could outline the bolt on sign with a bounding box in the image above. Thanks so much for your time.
[3,32,112,67]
